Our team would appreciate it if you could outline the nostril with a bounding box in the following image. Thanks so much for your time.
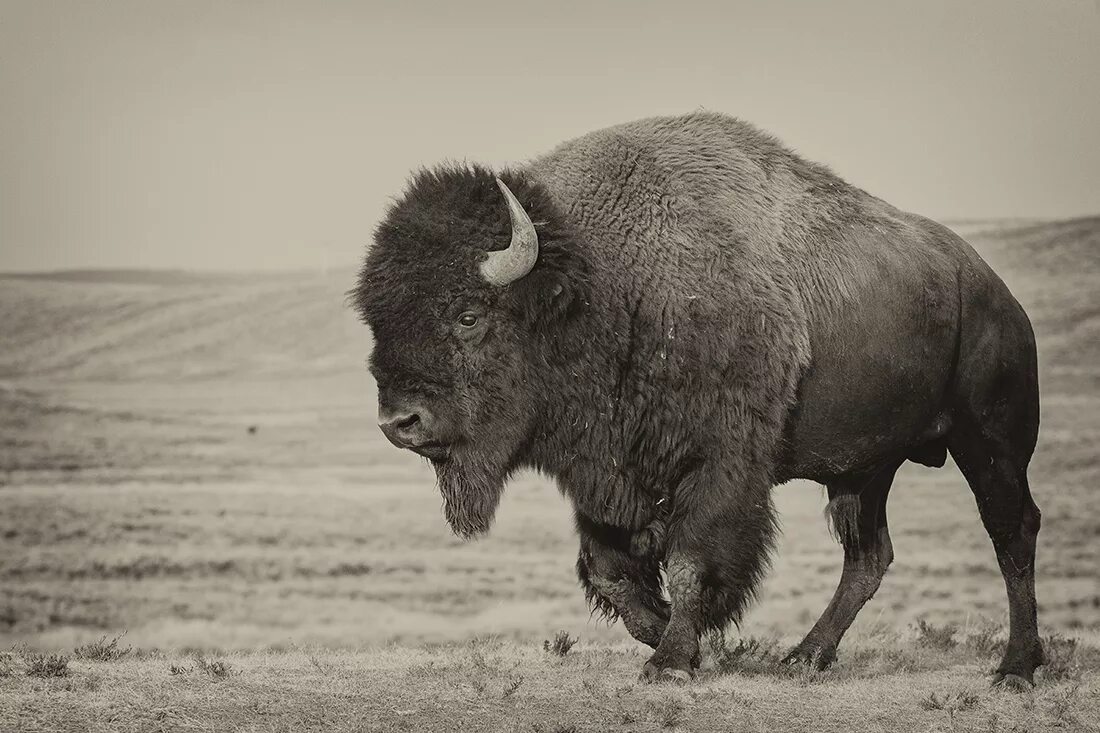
[394,413,419,431]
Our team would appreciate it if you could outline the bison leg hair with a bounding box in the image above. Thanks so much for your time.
[640,467,779,682]
[639,552,704,682]
[783,461,901,670]
[576,529,669,648]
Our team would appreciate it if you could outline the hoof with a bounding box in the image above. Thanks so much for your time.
[992,672,1034,692]
[781,643,835,671]
[639,661,692,684]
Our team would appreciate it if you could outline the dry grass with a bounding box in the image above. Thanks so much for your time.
[73,632,132,662]
[0,637,1097,732]
[20,651,71,679]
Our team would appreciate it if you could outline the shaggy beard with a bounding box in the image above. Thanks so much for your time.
[434,452,507,539]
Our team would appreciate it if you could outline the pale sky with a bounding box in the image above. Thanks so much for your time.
[2,0,1098,272]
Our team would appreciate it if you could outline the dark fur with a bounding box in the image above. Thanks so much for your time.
[354,112,1043,683]
[825,494,862,551]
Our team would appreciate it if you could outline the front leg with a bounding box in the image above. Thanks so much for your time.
[576,515,669,648]
[640,465,778,682]
[639,552,703,680]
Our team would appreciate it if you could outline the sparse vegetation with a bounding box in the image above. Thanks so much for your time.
[73,632,132,661]
[22,652,70,678]
[920,689,980,712]
[646,694,686,729]
[0,615,1096,730]
[914,619,959,650]
[964,619,1005,658]
[1043,634,1084,681]
[502,675,524,698]
[708,634,783,675]
[1047,680,1084,727]
[191,656,233,679]
[919,688,982,730]
[308,653,333,676]
[544,631,578,657]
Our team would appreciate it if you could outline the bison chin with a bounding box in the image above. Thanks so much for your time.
[434,452,507,539]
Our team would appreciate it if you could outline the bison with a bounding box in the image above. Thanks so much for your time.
[353,112,1043,687]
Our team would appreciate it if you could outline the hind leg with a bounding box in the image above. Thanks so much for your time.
[783,460,901,669]
[949,424,1043,688]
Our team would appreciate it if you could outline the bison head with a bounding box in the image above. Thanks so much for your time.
[352,165,582,538]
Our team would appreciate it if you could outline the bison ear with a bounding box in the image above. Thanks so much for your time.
[512,268,575,324]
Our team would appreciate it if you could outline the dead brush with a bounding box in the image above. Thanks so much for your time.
[543,630,578,657]
[963,620,1005,658]
[1046,680,1083,727]
[646,694,686,729]
[74,632,132,662]
[192,656,233,680]
[502,675,524,698]
[920,689,980,712]
[1041,634,1082,681]
[920,688,981,730]
[23,652,71,678]
[406,660,446,679]
[307,654,333,677]
[707,634,782,675]
[913,619,958,650]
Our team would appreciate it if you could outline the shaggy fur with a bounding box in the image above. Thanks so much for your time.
[825,494,862,551]
[354,111,1043,684]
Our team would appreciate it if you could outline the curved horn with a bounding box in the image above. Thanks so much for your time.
[480,177,539,286]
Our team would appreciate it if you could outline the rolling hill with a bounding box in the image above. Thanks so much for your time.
[1,216,1097,390]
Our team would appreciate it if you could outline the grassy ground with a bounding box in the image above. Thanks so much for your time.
[2,630,1098,732]
[1,218,1098,730]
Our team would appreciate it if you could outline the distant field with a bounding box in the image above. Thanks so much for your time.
[1,218,1098,729]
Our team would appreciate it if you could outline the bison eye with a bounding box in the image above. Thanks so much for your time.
[458,312,479,328]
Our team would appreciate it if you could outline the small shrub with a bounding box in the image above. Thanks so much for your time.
[920,692,947,711]
[709,634,781,675]
[193,656,232,679]
[502,675,524,698]
[920,690,980,713]
[646,695,686,729]
[406,660,446,678]
[24,652,70,678]
[74,633,132,662]
[308,654,332,676]
[954,691,980,710]
[964,622,1005,657]
[1042,634,1082,681]
[1047,680,1082,726]
[168,664,191,676]
[469,647,494,674]
[914,619,958,650]
[543,630,577,657]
